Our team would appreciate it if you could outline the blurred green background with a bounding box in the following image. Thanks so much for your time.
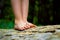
[0,0,60,29]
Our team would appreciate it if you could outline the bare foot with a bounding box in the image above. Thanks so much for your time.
[26,22,36,28]
[14,21,30,30]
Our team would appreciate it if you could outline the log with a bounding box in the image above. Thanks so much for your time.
[0,25,60,40]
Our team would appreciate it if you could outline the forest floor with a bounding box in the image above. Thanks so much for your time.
[0,25,60,40]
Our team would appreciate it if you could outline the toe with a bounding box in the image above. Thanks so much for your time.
[22,27,26,30]
[21,26,27,30]
[24,24,30,29]
[24,26,28,29]
[28,23,36,27]
[26,24,30,28]
[19,27,24,30]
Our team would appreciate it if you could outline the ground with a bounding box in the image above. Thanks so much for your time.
[0,25,60,40]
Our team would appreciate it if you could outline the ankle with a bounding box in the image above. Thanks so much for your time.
[23,20,28,23]
[22,19,27,22]
[15,19,23,24]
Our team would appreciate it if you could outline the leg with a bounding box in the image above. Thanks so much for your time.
[22,0,29,22]
[11,0,30,30]
[11,0,22,21]
[22,0,36,27]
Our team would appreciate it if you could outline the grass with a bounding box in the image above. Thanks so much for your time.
[0,19,14,29]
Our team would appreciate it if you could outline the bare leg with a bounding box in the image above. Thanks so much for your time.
[22,0,36,27]
[22,0,29,22]
[11,0,22,21]
[11,0,30,30]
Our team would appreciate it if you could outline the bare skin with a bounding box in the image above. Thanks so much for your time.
[11,0,36,30]
[22,0,36,28]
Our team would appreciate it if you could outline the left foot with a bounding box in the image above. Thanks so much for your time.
[26,22,36,28]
